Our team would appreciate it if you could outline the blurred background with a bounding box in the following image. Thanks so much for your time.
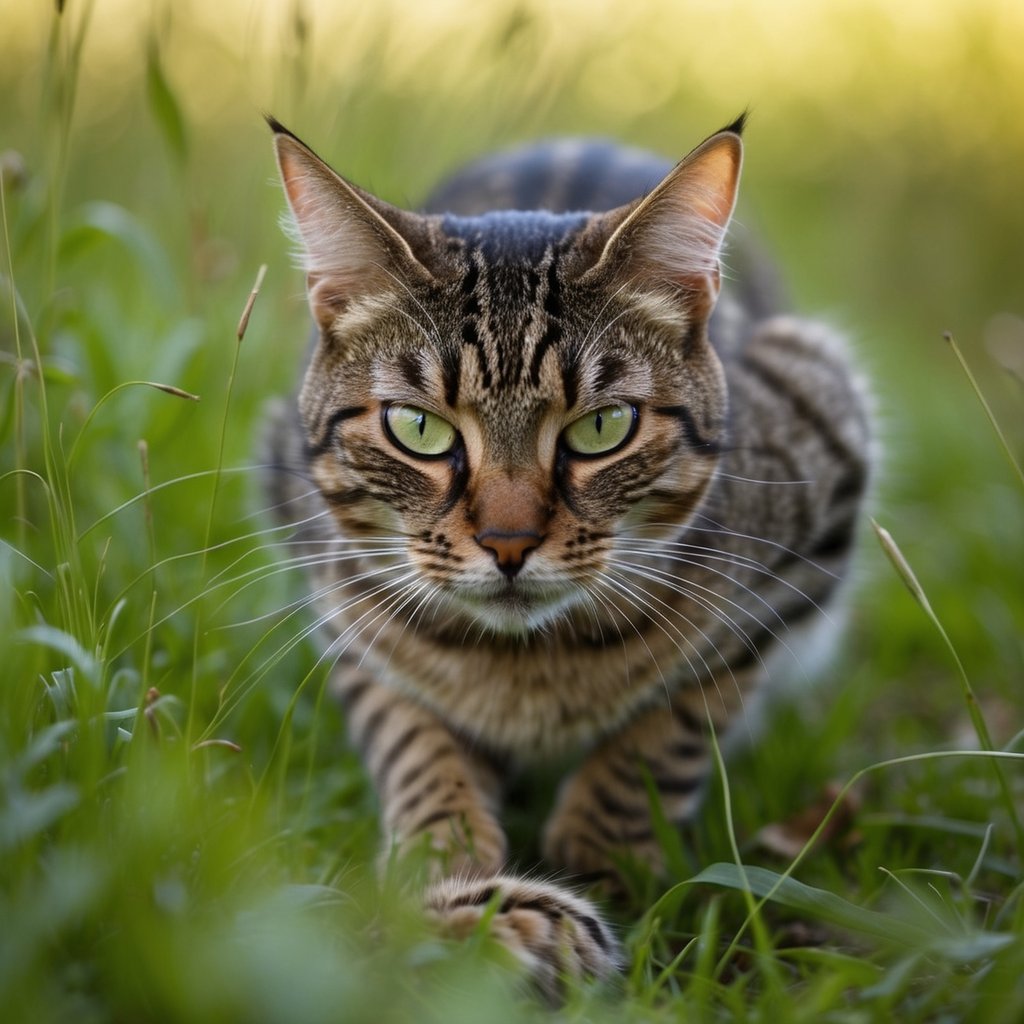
[1,2,1022,1020]
[5,0,1024,325]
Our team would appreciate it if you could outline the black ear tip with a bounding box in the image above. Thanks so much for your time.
[722,110,749,137]
[264,113,298,141]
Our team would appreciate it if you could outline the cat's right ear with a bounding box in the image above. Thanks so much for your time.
[268,118,434,332]
[583,122,743,315]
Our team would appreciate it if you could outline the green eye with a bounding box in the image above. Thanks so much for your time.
[563,403,637,456]
[384,404,458,457]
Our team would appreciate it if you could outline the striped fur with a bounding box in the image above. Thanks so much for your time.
[265,116,870,995]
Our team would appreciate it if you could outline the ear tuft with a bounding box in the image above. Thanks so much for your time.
[721,110,749,138]
[263,113,290,137]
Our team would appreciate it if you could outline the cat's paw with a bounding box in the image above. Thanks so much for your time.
[424,873,621,1002]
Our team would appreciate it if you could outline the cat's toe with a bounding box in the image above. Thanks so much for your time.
[424,873,621,1002]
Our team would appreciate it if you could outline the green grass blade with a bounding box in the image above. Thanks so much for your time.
[872,519,1024,852]
[145,36,188,165]
[694,862,935,947]
[944,331,1024,491]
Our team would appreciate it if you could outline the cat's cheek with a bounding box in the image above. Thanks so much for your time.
[559,455,658,525]
[558,476,629,527]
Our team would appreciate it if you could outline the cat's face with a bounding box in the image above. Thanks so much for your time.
[273,123,740,633]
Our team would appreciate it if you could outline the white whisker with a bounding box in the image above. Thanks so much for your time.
[613,542,832,623]
[212,557,413,629]
[213,567,421,723]
[573,577,634,689]
[611,546,791,624]
[606,556,768,669]
[588,572,674,704]
[369,260,445,348]
[600,566,748,722]
[371,578,444,674]
[574,274,639,365]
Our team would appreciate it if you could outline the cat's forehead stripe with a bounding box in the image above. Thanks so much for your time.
[442,225,581,410]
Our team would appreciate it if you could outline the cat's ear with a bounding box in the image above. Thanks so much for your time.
[587,121,743,309]
[268,118,435,332]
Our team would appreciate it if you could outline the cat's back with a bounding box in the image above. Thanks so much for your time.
[423,138,670,217]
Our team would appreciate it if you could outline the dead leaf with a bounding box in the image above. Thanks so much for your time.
[754,782,862,860]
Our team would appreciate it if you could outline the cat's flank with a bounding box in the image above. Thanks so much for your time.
[266,115,869,997]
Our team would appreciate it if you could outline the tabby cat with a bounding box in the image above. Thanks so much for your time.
[265,114,869,997]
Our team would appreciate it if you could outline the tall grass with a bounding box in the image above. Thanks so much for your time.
[1,1,1022,1021]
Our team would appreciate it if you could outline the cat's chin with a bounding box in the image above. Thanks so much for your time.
[450,581,579,636]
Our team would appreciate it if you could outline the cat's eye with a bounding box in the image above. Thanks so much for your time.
[562,403,637,457]
[383,404,458,458]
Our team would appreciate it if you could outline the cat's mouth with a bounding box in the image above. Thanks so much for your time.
[451,579,578,633]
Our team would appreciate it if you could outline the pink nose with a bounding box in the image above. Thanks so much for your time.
[475,530,544,578]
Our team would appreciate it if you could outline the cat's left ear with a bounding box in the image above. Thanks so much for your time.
[268,117,436,332]
[587,120,743,309]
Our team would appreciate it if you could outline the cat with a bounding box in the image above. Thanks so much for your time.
[264,113,870,998]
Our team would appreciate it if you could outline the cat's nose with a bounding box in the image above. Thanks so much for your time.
[475,530,544,578]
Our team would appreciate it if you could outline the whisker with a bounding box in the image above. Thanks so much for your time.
[688,513,841,581]
[573,577,633,690]
[574,275,639,365]
[611,546,793,624]
[600,567,721,684]
[588,572,673,703]
[206,533,406,588]
[318,573,431,672]
[575,303,636,367]
[606,557,776,678]
[612,543,832,624]
[79,464,278,539]
[204,547,408,612]
[369,260,445,347]
[101,506,341,618]
[356,577,434,668]
[212,568,421,724]
[211,557,413,629]
[714,472,813,486]
[599,567,747,722]
[369,578,443,674]
[241,485,326,523]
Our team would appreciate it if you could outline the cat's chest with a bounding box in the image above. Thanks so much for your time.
[356,625,675,756]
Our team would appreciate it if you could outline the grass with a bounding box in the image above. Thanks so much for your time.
[2,1,1022,1021]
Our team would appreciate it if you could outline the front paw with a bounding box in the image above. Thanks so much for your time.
[425,874,621,1002]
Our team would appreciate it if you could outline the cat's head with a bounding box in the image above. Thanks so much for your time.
[271,119,741,634]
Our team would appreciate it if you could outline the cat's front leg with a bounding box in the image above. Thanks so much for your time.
[337,667,622,994]
[543,686,732,884]
[335,667,507,877]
